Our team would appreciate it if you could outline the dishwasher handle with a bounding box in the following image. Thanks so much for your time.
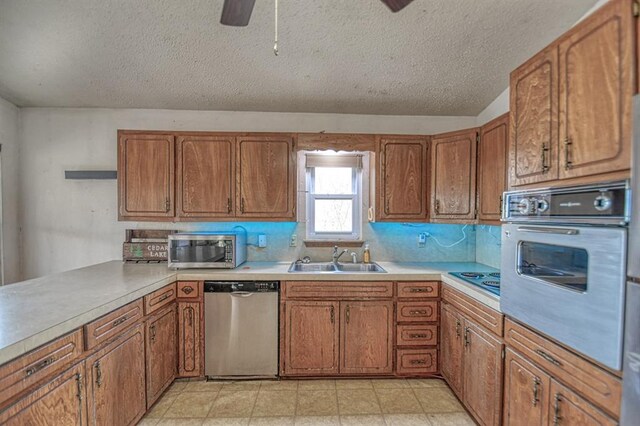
[229,291,254,297]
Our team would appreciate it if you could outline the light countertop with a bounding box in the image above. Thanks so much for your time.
[0,260,499,366]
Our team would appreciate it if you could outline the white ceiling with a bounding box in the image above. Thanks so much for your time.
[0,0,597,116]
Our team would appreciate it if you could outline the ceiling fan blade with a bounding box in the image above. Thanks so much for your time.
[220,0,256,26]
[380,0,415,13]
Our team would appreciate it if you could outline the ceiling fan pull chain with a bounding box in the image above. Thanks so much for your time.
[273,0,279,56]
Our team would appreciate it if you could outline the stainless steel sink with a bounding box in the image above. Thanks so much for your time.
[287,263,337,272]
[287,262,386,273]
[336,263,387,273]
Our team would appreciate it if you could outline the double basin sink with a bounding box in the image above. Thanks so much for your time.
[288,262,387,273]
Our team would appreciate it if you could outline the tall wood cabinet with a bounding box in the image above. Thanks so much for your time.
[510,0,633,188]
[176,135,235,219]
[118,132,175,220]
[376,136,430,221]
[145,304,177,407]
[237,135,296,219]
[430,129,478,222]
[86,323,147,426]
[478,114,509,223]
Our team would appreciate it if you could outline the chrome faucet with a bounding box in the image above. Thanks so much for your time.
[332,246,349,265]
[350,252,358,263]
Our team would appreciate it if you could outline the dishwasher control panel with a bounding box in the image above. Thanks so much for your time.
[204,281,279,293]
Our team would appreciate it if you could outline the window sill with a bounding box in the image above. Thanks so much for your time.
[303,240,365,248]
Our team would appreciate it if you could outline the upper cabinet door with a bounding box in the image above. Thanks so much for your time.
[558,0,633,179]
[510,47,559,187]
[377,137,430,221]
[237,135,295,219]
[431,129,477,221]
[478,114,509,223]
[118,133,175,220]
[176,135,235,219]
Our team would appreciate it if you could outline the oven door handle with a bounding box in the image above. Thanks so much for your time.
[516,226,580,235]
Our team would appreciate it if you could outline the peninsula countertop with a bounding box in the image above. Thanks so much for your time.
[0,260,499,366]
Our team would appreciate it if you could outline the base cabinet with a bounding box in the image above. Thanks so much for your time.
[440,302,464,397]
[145,304,177,407]
[177,302,202,377]
[503,349,550,426]
[549,380,617,426]
[86,324,146,426]
[0,362,87,425]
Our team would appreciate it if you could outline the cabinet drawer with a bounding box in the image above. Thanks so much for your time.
[396,349,437,375]
[85,299,144,350]
[397,301,438,323]
[397,282,439,299]
[0,329,83,408]
[504,318,621,418]
[283,281,393,299]
[177,281,201,300]
[397,324,438,346]
[144,283,177,315]
[442,285,503,336]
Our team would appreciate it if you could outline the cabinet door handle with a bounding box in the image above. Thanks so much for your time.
[455,320,461,338]
[384,198,390,215]
[330,305,335,324]
[532,377,541,406]
[464,327,470,347]
[76,373,83,403]
[150,324,157,343]
[227,198,232,213]
[345,305,350,324]
[535,349,562,366]
[112,315,128,327]
[95,361,103,388]
[188,308,194,326]
[564,137,573,170]
[553,393,562,425]
[240,198,245,213]
[499,195,503,216]
[165,198,171,211]
[541,143,550,172]
[409,333,428,339]
[409,310,427,315]
[25,356,56,377]
[434,199,440,214]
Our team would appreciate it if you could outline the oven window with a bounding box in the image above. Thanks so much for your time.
[171,239,229,263]
[517,242,588,292]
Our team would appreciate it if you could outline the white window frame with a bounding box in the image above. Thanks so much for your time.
[304,152,364,241]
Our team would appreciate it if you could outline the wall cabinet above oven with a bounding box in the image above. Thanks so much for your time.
[118,131,296,222]
[509,0,634,189]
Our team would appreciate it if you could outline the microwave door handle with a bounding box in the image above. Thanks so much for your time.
[516,226,580,235]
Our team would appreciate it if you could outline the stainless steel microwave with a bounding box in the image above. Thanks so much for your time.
[168,232,247,269]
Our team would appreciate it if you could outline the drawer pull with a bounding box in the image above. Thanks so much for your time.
[409,333,428,339]
[181,287,194,295]
[410,359,427,365]
[532,377,541,406]
[157,293,171,303]
[535,349,562,366]
[410,288,429,293]
[409,310,428,315]
[25,356,56,377]
[112,316,128,327]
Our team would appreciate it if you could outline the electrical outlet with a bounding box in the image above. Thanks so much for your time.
[258,234,267,248]
[290,234,297,247]
[418,232,427,248]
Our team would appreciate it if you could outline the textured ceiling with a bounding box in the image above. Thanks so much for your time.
[0,0,598,115]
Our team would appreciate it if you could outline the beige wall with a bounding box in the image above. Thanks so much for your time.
[0,97,20,283]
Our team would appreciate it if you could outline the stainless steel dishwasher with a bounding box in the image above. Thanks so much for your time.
[204,280,279,378]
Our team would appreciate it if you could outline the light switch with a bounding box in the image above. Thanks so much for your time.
[418,232,427,247]
[258,234,267,248]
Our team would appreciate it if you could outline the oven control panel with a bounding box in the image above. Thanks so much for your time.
[502,180,629,225]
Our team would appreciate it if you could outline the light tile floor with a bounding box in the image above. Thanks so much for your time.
[139,378,475,426]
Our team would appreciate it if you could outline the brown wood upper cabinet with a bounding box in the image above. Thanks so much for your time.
[430,129,478,221]
[510,0,633,188]
[558,0,633,180]
[118,132,175,220]
[376,136,430,221]
[478,114,509,223]
[176,135,235,218]
[237,135,296,219]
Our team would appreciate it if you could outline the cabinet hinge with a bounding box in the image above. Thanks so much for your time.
[634,0,639,17]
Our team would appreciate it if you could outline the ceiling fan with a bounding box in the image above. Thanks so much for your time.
[220,0,415,26]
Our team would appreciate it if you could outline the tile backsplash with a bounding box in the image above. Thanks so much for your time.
[169,222,501,266]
